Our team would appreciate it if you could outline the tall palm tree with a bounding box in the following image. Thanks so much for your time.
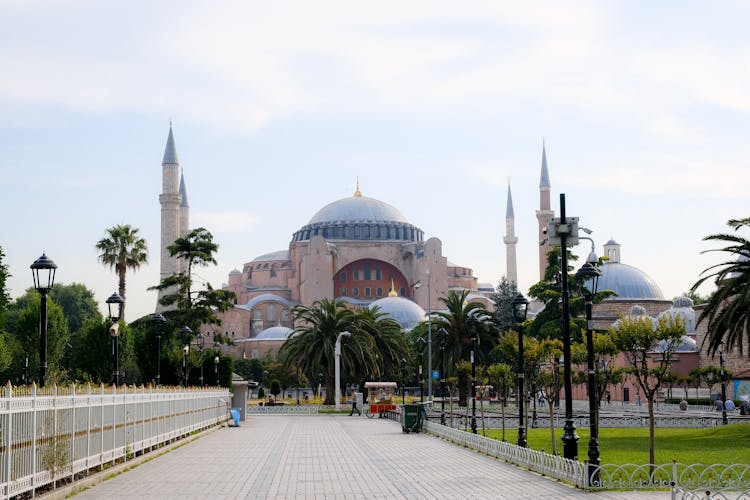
[279,298,376,404]
[692,217,750,355]
[96,224,148,321]
[354,306,410,380]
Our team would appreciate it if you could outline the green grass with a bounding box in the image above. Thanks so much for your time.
[484,423,750,465]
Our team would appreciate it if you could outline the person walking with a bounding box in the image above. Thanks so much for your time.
[349,391,361,416]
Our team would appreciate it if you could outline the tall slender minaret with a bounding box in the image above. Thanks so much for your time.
[503,182,518,285]
[535,142,554,280]
[158,124,183,311]
[179,172,190,238]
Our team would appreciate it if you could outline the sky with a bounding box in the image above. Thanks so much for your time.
[1,1,749,321]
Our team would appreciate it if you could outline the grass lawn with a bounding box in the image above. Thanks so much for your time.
[484,423,750,465]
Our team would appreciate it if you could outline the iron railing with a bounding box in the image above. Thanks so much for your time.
[1,383,230,499]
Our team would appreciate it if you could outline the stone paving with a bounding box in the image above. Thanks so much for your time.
[74,415,668,499]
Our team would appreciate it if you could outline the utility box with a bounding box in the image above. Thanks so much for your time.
[231,373,249,421]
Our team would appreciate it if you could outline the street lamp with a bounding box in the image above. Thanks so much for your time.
[719,343,728,425]
[416,336,426,403]
[335,331,351,410]
[151,313,166,386]
[576,259,602,483]
[512,293,529,447]
[195,333,205,387]
[467,315,479,434]
[31,253,57,387]
[214,355,220,386]
[181,325,192,387]
[437,327,448,425]
[106,292,124,386]
[400,358,408,404]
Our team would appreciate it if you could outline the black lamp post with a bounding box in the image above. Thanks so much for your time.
[416,336,426,403]
[151,313,166,386]
[512,293,529,447]
[181,325,192,387]
[719,343,728,425]
[576,260,602,484]
[400,358,407,404]
[31,253,57,387]
[106,292,124,386]
[467,315,479,434]
[196,333,205,387]
[438,327,448,425]
[214,355,220,386]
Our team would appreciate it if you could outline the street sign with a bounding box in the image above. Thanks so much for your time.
[432,370,440,380]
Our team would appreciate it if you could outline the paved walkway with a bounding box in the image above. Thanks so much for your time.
[74,415,667,499]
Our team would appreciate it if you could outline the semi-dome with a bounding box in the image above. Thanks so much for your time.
[292,189,424,243]
[369,296,427,331]
[254,326,294,341]
[251,250,290,262]
[597,262,664,300]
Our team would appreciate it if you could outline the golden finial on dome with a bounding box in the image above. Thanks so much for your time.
[388,278,398,297]
[354,176,362,197]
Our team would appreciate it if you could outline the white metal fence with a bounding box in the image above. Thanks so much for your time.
[1,383,230,499]
[246,405,319,415]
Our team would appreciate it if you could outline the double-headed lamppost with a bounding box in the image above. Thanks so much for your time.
[181,325,192,387]
[106,292,124,386]
[438,327,448,425]
[512,293,529,447]
[719,343,728,425]
[151,313,166,386]
[335,331,351,410]
[31,253,57,387]
[576,259,602,484]
[467,315,479,434]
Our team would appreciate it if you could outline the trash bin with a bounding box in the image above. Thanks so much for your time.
[401,403,423,433]
[229,408,241,427]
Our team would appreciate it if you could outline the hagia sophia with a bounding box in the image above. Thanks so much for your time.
[157,126,748,401]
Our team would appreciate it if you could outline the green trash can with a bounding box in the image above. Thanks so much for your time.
[401,403,423,433]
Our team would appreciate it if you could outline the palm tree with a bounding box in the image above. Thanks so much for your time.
[692,217,750,355]
[96,224,148,321]
[279,298,376,405]
[354,306,410,380]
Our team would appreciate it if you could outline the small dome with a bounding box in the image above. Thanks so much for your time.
[628,305,649,317]
[672,296,694,308]
[653,336,699,353]
[658,297,696,333]
[369,296,426,331]
[254,326,294,341]
[229,269,242,276]
[597,262,664,300]
[251,250,290,262]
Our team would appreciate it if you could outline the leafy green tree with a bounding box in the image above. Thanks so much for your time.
[270,379,281,399]
[355,306,410,381]
[151,228,236,330]
[692,217,750,355]
[533,337,563,454]
[234,358,264,383]
[49,283,102,335]
[610,314,685,467]
[490,277,519,335]
[0,245,11,333]
[487,363,514,442]
[96,224,148,321]
[5,290,69,384]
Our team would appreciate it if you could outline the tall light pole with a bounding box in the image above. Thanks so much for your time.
[426,270,433,403]
[513,293,529,447]
[335,331,351,410]
[576,259,602,483]
[438,327,448,425]
[467,315,479,434]
[151,313,166,386]
[214,355,220,386]
[416,336,426,403]
[106,292,124,386]
[719,343,728,425]
[181,325,192,387]
[401,358,408,404]
[196,333,205,387]
[31,253,57,388]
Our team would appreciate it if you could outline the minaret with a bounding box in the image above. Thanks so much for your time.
[503,182,518,285]
[158,124,182,311]
[179,172,190,238]
[535,142,554,280]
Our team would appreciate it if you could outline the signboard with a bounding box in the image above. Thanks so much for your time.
[432,370,440,380]
[547,217,579,246]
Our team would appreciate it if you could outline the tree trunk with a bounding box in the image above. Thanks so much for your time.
[118,268,127,321]
[548,399,557,455]
[648,396,655,475]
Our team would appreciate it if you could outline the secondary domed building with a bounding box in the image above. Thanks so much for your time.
[215,181,487,355]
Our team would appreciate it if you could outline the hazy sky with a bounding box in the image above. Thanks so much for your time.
[2,1,748,321]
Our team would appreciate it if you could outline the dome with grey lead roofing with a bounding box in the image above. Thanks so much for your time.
[658,296,696,333]
[597,262,664,300]
[653,336,699,353]
[254,326,294,341]
[369,296,427,331]
[292,189,423,243]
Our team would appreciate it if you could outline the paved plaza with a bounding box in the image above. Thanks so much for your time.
[72,415,668,499]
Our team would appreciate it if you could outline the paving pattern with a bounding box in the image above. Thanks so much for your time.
[74,415,668,499]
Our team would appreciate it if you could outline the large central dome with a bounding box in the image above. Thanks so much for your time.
[308,195,409,224]
[292,188,423,243]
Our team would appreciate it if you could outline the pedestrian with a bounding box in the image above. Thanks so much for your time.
[606,391,611,405]
[349,391,361,416]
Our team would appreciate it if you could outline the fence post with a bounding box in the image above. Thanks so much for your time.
[4,383,12,499]
[31,383,37,492]
[99,384,104,470]
[70,384,76,483]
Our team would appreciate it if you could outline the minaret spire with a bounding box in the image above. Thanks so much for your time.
[158,123,183,312]
[536,141,554,280]
[503,181,518,285]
